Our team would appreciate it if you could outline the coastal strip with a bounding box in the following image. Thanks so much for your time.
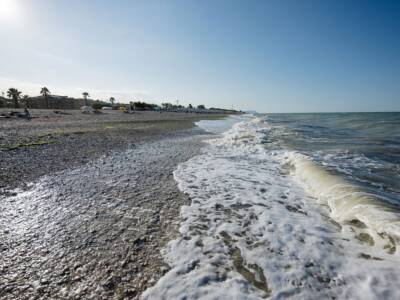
[0,109,227,193]
[0,109,226,299]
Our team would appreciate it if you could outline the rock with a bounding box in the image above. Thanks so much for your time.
[160,266,169,274]
[102,276,116,290]
[123,288,137,297]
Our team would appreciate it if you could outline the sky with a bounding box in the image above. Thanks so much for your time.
[0,0,399,112]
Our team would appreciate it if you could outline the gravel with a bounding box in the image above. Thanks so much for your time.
[0,109,222,299]
[0,109,224,193]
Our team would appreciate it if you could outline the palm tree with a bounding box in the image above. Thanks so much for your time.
[82,92,89,106]
[109,97,115,105]
[40,87,50,109]
[7,88,22,108]
[20,95,30,108]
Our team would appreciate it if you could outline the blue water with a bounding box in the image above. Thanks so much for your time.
[263,112,400,206]
[147,113,400,299]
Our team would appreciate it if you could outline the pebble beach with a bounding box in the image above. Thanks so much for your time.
[0,109,226,299]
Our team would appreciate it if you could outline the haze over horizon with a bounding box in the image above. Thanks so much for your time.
[0,0,399,113]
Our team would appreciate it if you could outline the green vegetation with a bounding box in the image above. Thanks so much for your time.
[82,92,89,106]
[1,85,241,113]
[133,101,158,110]
[92,101,103,110]
[37,130,86,138]
[7,88,22,108]
[20,95,30,107]
[40,87,50,109]
[0,96,6,108]
[2,140,57,151]
[92,100,112,110]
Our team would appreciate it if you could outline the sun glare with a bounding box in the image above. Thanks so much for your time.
[0,0,20,22]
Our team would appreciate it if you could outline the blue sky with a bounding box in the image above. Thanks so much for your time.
[0,0,399,112]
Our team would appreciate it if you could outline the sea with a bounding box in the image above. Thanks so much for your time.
[144,112,400,300]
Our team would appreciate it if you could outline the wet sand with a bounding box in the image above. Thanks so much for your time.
[0,109,224,299]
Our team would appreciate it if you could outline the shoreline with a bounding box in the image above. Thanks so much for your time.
[0,109,227,194]
[0,109,224,299]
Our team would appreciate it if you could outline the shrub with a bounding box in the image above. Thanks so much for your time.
[92,100,112,110]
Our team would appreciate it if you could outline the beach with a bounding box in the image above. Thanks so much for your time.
[145,113,400,299]
[1,111,400,299]
[0,109,226,299]
[0,109,226,193]
[1,0,398,298]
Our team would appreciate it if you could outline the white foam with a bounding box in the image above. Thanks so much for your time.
[143,118,400,300]
[285,152,400,247]
[195,114,253,134]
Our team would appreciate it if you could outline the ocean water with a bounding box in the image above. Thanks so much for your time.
[144,113,400,300]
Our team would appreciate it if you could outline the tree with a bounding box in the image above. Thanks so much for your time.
[92,101,103,110]
[82,92,89,106]
[197,104,206,110]
[161,102,172,110]
[188,104,193,109]
[20,95,30,107]
[7,88,22,108]
[109,97,115,105]
[133,101,157,110]
[40,87,50,109]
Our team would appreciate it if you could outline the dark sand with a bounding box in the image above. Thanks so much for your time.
[0,109,226,299]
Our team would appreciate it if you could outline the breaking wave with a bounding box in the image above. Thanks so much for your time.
[285,152,400,250]
[143,116,400,299]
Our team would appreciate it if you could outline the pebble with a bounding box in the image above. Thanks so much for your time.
[0,124,204,299]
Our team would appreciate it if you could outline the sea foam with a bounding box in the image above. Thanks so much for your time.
[143,117,400,299]
[285,152,400,250]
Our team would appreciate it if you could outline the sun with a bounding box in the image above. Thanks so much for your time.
[0,0,20,22]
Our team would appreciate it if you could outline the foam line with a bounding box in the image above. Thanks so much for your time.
[285,152,400,244]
